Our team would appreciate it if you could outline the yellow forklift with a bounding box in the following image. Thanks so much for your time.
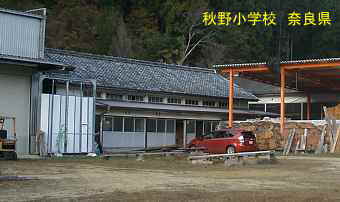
[0,116,17,160]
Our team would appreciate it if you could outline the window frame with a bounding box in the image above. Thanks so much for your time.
[127,95,144,102]
[103,116,113,131]
[185,99,199,106]
[168,97,182,105]
[135,118,145,132]
[106,93,123,101]
[113,117,123,132]
[203,100,215,107]
[149,96,164,103]
[123,117,135,132]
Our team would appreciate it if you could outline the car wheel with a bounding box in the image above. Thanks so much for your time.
[226,146,235,154]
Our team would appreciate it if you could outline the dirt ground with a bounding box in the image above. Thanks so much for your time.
[1,155,340,202]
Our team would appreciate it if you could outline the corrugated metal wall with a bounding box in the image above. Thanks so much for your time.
[0,10,44,59]
[40,94,95,153]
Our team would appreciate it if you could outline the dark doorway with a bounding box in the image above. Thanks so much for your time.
[176,120,184,146]
[196,120,204,137]
[95,115,101,133]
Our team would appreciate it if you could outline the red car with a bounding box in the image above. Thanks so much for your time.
[188,128,257,154]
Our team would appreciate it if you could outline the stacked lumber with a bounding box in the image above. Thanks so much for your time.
[327,104,340,119]
[218,120,327,152]
[335,138,340,153]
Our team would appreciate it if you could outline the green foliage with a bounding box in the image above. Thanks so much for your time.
[56,125,66,154]
[1,0,339,67]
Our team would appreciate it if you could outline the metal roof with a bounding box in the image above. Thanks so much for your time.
[214,58,340,68]
[0,53,68,70]
[214,58,340,93]
[0,7,43,19]
[45,48,258,100]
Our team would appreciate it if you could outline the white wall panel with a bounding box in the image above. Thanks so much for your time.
[88,98,94,151]
[51,95,61,153]
[81,97,88,152]
[40,94,94,154]
[74,97,81,153]
[67,96,75,153]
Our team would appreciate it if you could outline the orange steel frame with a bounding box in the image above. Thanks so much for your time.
[219,62,339,135]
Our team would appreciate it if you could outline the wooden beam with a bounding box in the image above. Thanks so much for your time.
[219,65,269,73]
[188,150,274,160]
[283,62,340,71]
[303,73,340,79]
[331,127,340,153]
[228,70,234,128]
[315,125,327,154]
[307,94,311,120]
[280,67,286,135]
[299,71,340,89]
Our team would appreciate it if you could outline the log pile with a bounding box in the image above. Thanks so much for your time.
[218,120,327,151]
[327,104,340,119]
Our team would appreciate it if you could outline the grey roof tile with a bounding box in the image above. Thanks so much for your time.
[45,48,257,100]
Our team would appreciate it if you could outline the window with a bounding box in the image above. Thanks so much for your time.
[135,119,145,132]
[147,119,156,132]
[186,120,195,133]
[234,99,241,107]
[82,84,94,97]
[168,97,182,104]
[212,131,232,138]
[124,117,134,132]
[203,101,215,107]
[212,121,219,131]
[96,92,102,98]
[214,131,225,138]
[185,99,199,105]
[204,121,212,134]
[203,132,214,139]
[166,120,175,133]
[157,119,166,133]
[128,95,144,102]
[106,93,123,101]
[103,117,112,131]
[239,100,248,108]
[249,104,265,111]
[219,101,228,108]
[149,96,163,103]
[113,117,123,132]
[241,131,255,139]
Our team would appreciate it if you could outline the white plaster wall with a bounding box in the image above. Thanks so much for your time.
[249,95,307,104]
[0,65,32,154]
[250,94,340,104]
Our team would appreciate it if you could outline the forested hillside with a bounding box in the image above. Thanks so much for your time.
[0,0,339,68]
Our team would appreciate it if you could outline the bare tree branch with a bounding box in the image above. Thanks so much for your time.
[178,29,215,65]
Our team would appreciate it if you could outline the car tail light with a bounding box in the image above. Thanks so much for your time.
[238,136,244,144]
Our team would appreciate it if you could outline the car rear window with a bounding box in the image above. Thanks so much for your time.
[241,131,255,139]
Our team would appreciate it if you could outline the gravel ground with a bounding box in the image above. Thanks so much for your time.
[0,155,340,201]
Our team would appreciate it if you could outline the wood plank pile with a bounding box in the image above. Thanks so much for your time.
[327,104,340,119]
[325,106,340,153]
[218,120,328,152]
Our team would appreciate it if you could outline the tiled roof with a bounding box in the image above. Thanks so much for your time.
[45,48,257,100]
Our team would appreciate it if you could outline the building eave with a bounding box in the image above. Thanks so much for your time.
[96,100,278,116]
